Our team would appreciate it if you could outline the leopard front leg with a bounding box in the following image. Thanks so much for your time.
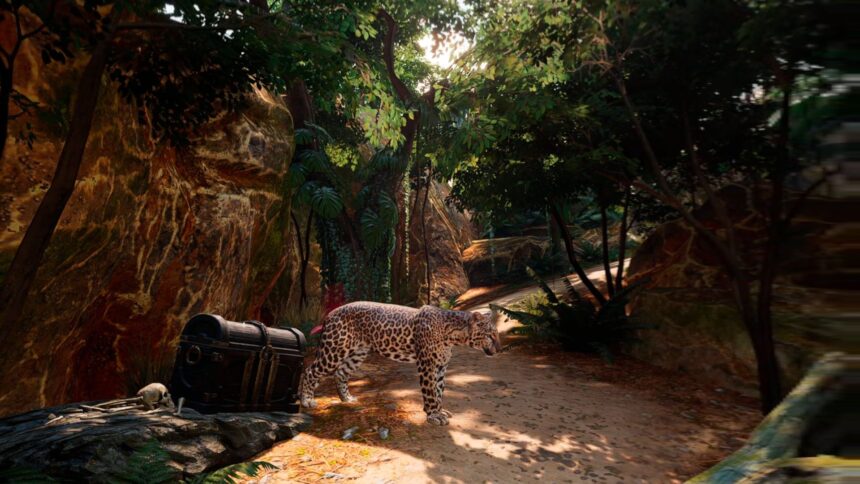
[418,353,451,425]
[435,363,452,418]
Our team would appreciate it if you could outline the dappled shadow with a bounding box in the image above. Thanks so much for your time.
[253,336,759,483]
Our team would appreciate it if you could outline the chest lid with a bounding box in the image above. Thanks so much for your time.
[181,313,306,350]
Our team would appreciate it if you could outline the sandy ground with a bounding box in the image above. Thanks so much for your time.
[244,268,760,484]
[250,348,759,483]
[248,265,760,483]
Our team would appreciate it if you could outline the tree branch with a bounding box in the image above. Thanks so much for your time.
[783,170,836,224]
[376,9,412,104]
[682,104,742,263]
[116,12,279,32]
[613,73,745,280]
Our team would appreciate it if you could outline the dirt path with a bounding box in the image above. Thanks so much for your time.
[250,268,760,483]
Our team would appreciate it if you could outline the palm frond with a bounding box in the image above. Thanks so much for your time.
[562,276,585,304]
[525,266,559,304]
[491,303,549,328]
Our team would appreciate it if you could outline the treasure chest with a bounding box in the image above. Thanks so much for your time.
[170,314,306,413]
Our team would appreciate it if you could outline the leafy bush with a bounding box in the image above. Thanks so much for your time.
[511,291,549,316]
[491,267,652,362]
[438,295,460,310]
[577,240,604,264]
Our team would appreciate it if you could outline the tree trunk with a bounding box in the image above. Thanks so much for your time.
[0,39,109,337]
[599,203,615,297]
[300,210,313,308]
[291,211,308,309]
[548,203,607,305]
[614,189,630,293]
[614,72,782,414]
[752,84,793,413]
[421,163,432,303]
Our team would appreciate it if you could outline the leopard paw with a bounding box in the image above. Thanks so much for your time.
[440,409,453,418]
[340,394,358,403]
[301,396,318,409]
[426,412,449,426]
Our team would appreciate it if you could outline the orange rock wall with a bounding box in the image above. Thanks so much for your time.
[0,24,294,415]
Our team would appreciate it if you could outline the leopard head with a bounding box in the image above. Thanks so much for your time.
[468,311,502,356]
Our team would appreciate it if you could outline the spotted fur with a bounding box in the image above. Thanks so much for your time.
[300,302,502,425]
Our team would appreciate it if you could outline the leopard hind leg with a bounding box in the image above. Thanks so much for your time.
[335,346,370,403]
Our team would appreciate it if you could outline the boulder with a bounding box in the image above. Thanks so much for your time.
[0,23,295,415]
[627,184,857,394]
[690,353,858,482]
[0,403,311,479]
[462,236,554,286]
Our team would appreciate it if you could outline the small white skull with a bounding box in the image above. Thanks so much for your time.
[137,383,174,410]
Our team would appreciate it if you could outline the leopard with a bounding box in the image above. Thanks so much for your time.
[299,301,502,425]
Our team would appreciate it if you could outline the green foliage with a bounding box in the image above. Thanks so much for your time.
[310,187,344,220]
[186,462,278,484]
[438,295,460,310]
[492,267,652,362]
[0,466,56,483]
[98,440,276,484]
[103,440,178,484]
[577,240,604,265]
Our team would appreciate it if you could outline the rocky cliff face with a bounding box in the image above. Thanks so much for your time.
[0,39,294,415]
[627,185,856,395]
[407,181,475,305]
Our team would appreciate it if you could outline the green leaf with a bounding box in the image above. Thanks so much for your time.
[311,186,343,219]
[378,192,399,226]
[297,149,328,172]
[294,128,315,145]
[288,162,308,189]
[360,209,388,250]
[187,462,278,484]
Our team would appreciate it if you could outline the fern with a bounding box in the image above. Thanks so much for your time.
[95,440,277,484]
[103,440,178,484]
[525,266,559,304]
[495,269,653,362]
[186,462,278,484]
[491,303,549,328]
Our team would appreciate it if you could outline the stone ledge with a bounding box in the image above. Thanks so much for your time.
[0,403,311,480]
